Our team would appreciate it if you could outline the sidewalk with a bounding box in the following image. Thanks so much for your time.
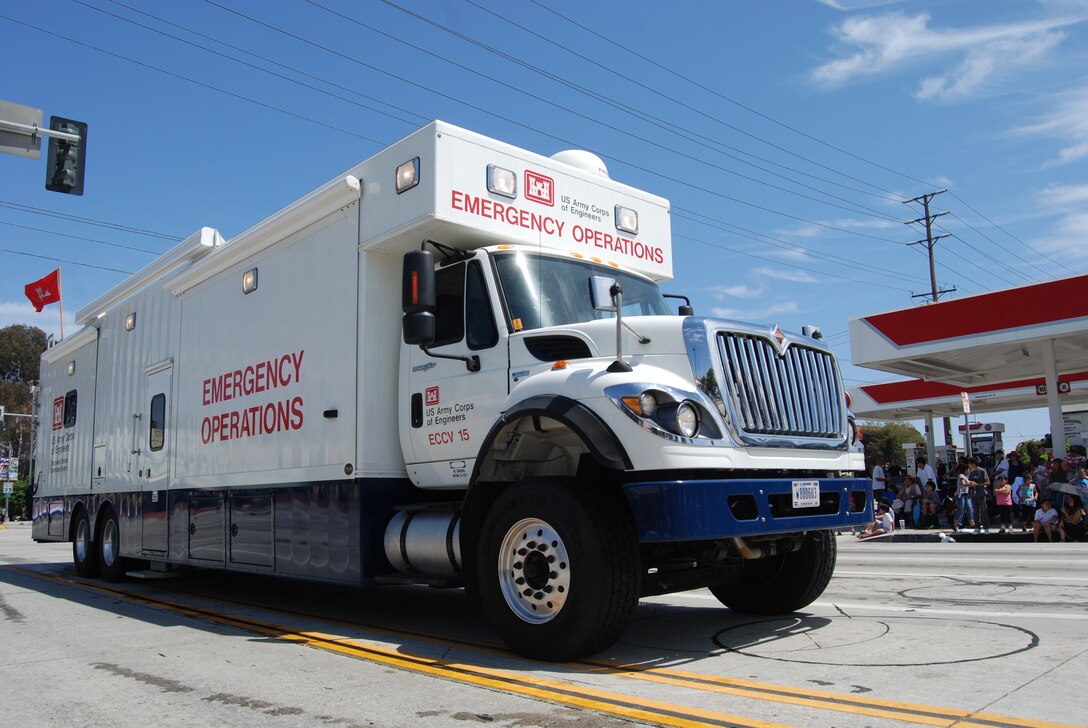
[848,524,1036,543]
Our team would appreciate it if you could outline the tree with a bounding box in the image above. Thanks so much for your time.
[0,325,48,488]
[0,325,47,383]
[860,421,924,469]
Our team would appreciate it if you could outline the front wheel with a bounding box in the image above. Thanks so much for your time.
[477,479,639,661]
[710,530,836,615]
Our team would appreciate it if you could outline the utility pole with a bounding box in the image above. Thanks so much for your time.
[904,190,957,451]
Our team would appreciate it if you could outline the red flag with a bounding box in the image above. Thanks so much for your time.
[25,269,61,312]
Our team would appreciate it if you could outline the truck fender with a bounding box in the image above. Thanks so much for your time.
[471,394,631,483]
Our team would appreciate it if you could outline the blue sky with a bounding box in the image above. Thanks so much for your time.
[2,0,1086,448]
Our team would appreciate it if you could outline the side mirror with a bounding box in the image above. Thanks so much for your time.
[589,275,619,312]
[402,250,436,345]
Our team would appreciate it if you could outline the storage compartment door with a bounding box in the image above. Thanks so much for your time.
[229,495,273,567]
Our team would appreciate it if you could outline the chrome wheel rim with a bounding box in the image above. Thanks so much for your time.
[102,519,118,568]
[497,518,571,624]
[75,518,90,563]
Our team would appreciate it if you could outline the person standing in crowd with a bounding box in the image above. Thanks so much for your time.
[1050,459,1072,484]
[1075,466,1088,499]
[935,457,948,489]
[1059,495,1086,542]
[993,475,1013,534]
[916,456,938,490]
[954,464,974,531]
[1034,498,1058,542]
[872,455,887,492]
[1008,451,1024,479]
[967,457,991,534]
[992,450,1010,482]
[1017,473,1037,534]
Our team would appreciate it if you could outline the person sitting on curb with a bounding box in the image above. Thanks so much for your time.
[858,503,894,539]
[919,482,942,528]
[1034,499,1058,543]
[1059,494,1086,543]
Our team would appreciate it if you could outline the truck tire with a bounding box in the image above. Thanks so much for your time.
[72,508,100,578]
[98,507,127,583]
[710,530,835,615]
[477,478,638,661]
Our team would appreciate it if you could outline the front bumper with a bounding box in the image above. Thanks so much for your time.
[623,477,872,542]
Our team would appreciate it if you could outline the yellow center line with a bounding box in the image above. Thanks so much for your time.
[14,566,789,728]
[11,564,1081,728]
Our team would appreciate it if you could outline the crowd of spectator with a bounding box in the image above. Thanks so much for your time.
[866,447,1088,542]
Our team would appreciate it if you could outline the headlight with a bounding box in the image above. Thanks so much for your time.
[639,392,658,416]
[676,401,699,438]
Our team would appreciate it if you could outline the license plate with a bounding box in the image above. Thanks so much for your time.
[792,480,820,509]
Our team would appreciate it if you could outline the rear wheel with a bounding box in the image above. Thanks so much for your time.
[72,508,100,578]
[477,479,638,661]
[98,507,127,582]
[710,530,835,615]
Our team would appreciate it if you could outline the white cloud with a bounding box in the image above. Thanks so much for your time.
[753,267,820,283]
[0,301,70,340]
[817,0,903,10]
[713,283,766,299]
[812,11,1083,99]
[711,301,801,321]
[1032,184,1088,261]
[1014,84,1088,165]
[914,31,1065,101]
[1037,182,1088,207]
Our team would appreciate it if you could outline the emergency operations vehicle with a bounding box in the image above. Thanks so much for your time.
[33,121,871,660]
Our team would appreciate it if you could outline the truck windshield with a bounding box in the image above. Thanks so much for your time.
[493,251,669,332]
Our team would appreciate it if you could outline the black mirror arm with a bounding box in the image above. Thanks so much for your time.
[421,346,481,372]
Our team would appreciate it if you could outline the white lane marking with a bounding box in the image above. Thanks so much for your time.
[834,569,1088,583]
[649,592,1088,620]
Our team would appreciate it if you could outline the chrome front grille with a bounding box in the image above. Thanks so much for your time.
[717,332,843,439]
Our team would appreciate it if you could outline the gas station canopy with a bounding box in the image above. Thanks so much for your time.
[848,273,1088,457]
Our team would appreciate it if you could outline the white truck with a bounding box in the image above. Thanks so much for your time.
[33,121,871,660]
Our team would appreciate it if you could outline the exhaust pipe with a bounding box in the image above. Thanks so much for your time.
[732,536,778,560]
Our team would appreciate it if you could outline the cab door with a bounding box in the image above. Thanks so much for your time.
[404,257,507,487]
[140,365,171,552]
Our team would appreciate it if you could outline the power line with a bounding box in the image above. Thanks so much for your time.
[0,200,182,241]
[198,2,912,244]
[520,0,926,194]
[0,220,162,256]
[83,0,427,128]
[0,13,387,146]
[374,0,906,211]
[0,246,133,274]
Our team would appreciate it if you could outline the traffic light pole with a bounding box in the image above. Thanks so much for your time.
[0,118,81,143]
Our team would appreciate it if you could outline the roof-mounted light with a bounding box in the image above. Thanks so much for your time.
[395,157,420,194]
[615,205,638,235]
[487,164,517,199]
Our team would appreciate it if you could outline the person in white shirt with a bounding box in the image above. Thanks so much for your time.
[858,503,894,539]
[916,457,938,490]
[992,451,1010,481]
[872,456,887,490]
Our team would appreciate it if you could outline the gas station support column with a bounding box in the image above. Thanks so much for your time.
[925,413,936,467]
[1042,339,1066,458]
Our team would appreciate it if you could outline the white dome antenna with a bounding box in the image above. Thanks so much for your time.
[550,149,609,178]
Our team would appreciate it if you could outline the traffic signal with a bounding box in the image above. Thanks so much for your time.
[44,116,87,195]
